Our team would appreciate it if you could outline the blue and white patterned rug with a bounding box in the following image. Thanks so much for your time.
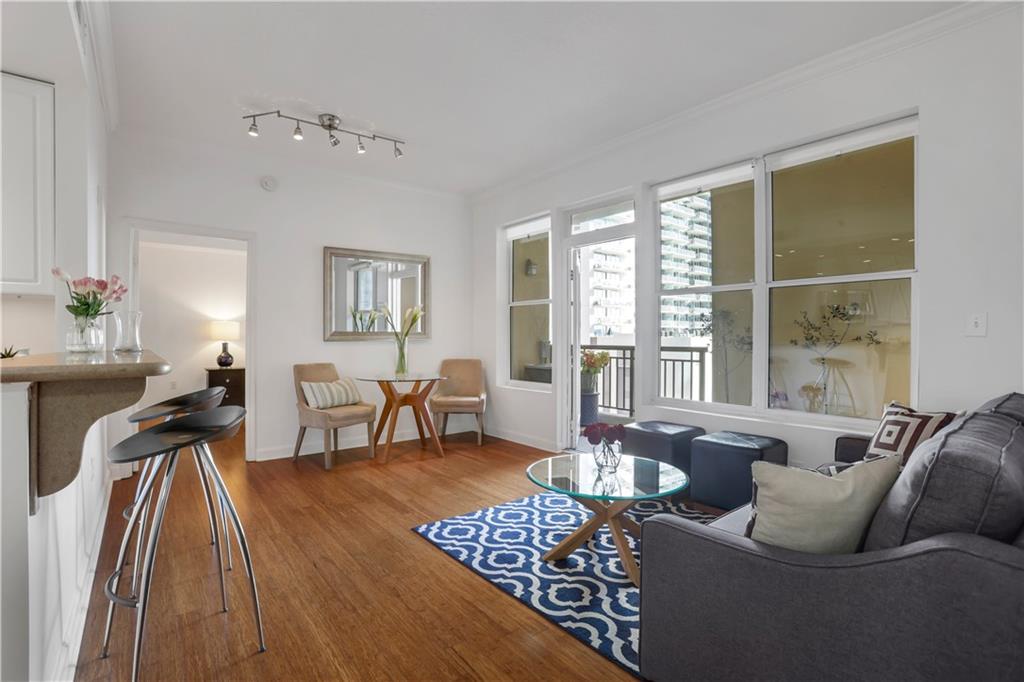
[414,492,715,674]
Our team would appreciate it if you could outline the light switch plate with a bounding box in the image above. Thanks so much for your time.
[965,313,988,337]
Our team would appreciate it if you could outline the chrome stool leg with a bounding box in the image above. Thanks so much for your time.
[219,492,235,571]
[199,443,266,652]
[132,450,181,682]
[193,446,228,612]
[194,448,219,546]
[100,454,164,658]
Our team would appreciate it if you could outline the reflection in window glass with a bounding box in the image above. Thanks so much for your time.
[660,181,754,289]
[660,290,752,406]
[769,278,911,418]
[571,200,635,234]
[510,304,551,383]
[772,138,914,281]
[511,234,549,302]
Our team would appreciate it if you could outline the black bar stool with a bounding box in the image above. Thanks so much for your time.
[102,406,266,681]
[119,387,233,608]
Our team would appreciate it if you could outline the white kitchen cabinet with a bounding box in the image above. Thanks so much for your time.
[1,73,55,296]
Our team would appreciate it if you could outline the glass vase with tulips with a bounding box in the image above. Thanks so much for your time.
[381,305,423,376]
[52,267,127,352]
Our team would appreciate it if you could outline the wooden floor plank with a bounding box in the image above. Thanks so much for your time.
[75,430,634,681]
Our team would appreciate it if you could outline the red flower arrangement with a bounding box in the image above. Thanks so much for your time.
[583,422,626,446]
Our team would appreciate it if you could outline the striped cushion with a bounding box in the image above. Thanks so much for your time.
[301,378,361,409]
[866,402,957,466]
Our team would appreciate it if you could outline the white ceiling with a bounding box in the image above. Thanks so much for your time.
[110,2,957,195]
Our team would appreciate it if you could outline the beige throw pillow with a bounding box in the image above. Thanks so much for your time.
[745,455,901,554]
[301,378,361,409]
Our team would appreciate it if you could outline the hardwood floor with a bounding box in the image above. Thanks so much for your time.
[75,429,635,681]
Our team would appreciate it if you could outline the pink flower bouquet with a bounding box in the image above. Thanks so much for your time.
[52,267,127,319]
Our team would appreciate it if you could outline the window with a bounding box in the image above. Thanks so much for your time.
[507,216,552,385]
[659,166,755,406]
[657,119,916,420]
[571,199,635,234]
[768,130,914,418]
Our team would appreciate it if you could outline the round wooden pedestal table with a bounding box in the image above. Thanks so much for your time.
[358,374,447,463]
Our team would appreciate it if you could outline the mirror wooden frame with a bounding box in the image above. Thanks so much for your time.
[323,246,431,341]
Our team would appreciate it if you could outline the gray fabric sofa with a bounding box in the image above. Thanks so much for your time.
[639,395,1024,682]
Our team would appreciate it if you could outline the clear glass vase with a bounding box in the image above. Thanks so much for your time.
[394,336,408,376]
[592,440,622,473]
[66,316,105,353]
[113,310,143,353]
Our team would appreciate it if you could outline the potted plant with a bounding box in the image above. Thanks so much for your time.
[52,267,127,353]
[580,348,609,394]
[583,422,626,472]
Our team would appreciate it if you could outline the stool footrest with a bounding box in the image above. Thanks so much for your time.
[104,569,138,609]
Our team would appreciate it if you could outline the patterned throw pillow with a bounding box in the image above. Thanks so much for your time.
[866,402,957,465]
[301,378,361,409]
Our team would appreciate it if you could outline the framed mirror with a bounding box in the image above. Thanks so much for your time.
[323,247,430,341]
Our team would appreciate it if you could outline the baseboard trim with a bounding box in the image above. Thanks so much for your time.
[256,426,478,462]
[485,427,558,453]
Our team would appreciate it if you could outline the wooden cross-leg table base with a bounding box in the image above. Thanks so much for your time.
[543,496,643,586]
[372,380,445,463]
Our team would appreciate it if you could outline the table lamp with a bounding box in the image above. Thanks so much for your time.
[210,320,241,368]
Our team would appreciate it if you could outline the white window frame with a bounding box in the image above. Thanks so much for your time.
[651,117,919,429]
[505,215,553,390]
[655,161,758,408]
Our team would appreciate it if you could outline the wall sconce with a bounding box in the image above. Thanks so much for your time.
[525,259,538,277]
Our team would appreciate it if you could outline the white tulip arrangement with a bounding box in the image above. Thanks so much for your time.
[380,305,423,375]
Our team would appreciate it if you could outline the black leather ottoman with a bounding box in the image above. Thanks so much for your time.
[622,421,705,474]
[690,431,788,510]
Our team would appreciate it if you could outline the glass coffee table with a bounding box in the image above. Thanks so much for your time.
[527,453,688,586]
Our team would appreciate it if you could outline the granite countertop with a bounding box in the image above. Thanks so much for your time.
[0,351,171,383]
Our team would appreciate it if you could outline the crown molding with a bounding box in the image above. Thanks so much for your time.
[68,0,119,132]
[471,2,1017,204]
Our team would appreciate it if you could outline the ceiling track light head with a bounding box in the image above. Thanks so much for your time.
[394,142,404,159]
[357,136,366,154]
[328,132,340,148]
[318,113,343,131]
[248,117,259,137]
[292,122,303,141]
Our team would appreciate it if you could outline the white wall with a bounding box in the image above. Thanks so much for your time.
[0,296,56,355]
[470,7,1024,467]
[1,2,114,679]
[107,132,476,460]
[137,240,247,406]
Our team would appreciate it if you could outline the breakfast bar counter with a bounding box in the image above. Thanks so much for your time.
[1,350,171,509]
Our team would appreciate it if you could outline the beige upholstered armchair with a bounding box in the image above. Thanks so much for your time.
[293,363,376,469]
[429,358,486,445]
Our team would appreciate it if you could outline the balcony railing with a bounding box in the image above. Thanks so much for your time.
[581,344,707,417]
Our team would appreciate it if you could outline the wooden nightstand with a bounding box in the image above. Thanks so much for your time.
[206,367,245,408]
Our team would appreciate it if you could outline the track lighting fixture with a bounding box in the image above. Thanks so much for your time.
[242,109,406,158]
